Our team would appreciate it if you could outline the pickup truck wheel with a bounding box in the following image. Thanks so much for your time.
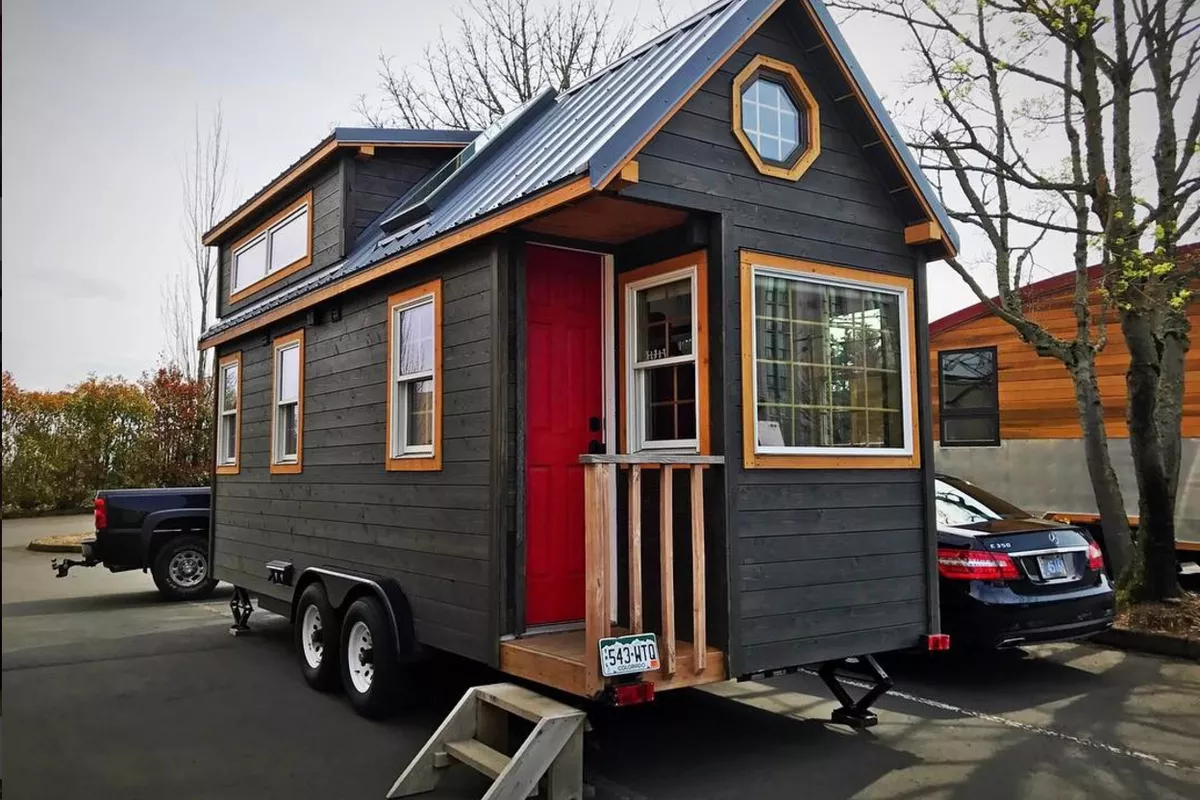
[340,596,404,719]
[295,583,340,691]
[151,535,218,601]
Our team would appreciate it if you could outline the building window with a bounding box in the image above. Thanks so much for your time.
[231,191,313,300]
[215,352,241,475]
[731,55,820,181]
[271,329,304,474]
[620,252,710,454]
[938,347,1000,446]
[740,251,918,469]
[387,279,442,471]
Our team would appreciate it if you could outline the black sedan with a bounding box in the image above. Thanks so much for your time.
[935,475,1115,649]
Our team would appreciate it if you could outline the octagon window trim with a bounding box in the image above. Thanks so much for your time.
[731,55,821,181]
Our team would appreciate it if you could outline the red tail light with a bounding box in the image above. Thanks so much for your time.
[1087,541,1104,570]
[94,496,108,531]
[937,547,1020,580]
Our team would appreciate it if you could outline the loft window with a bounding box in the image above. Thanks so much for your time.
[271,330,304,473]
[231,192,313,299]
[387,279,442,471]
[731,55,820,181]
[216,353,241,474]
[938,347,1000,446]
[740,252,918,469]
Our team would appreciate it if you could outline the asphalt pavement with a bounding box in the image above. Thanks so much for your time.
[3,514,1199,799]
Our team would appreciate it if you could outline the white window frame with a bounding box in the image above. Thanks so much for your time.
[217,359,239,466]
[232,202,311,293]
[624,266,700,453]
[273,340,302,465]
[390,295,436,459]
[748,264,914,458]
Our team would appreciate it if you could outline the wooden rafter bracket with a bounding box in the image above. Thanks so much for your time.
[608,160,640,191]
[904,220,945,247]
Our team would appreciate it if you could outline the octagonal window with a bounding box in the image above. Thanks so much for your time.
[741,77,802,164]
[732,55,821,181]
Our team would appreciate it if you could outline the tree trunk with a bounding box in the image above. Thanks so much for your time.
[1155,309,1189,508]
[1067,350,1134,580]
[1122,310,1180,601]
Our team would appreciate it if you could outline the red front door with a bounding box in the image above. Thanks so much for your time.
[524,245,604,626]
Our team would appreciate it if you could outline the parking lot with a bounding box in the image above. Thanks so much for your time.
[4,515,1199,800]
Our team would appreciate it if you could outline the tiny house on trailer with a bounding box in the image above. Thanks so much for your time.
[200,0,959,727]
[929,242,1200,564]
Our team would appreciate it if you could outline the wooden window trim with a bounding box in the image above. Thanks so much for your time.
[738,250,920,470]
[270,329,305,475]
[386,279,443,472]
[214,351,242,475]
[618,251,710,456]
[731,55,821,182]
[937,345,1001,447]
[229,190,314,303]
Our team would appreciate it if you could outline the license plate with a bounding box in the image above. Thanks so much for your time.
[599,633,660,678]
[1038,553,1068,579]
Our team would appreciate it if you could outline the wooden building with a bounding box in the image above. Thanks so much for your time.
[929,243,1200,558]
[199,0,960,717]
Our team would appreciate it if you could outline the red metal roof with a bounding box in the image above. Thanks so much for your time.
[929,243,1200,338]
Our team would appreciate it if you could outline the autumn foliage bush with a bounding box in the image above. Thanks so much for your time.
[1,367,212,513]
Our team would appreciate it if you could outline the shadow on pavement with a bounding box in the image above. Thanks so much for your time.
[2,585,234,618]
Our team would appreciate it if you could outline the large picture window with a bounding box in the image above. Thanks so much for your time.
[230,191,313,300]
[270,329,304,474]
[620,253,710,454]
[938,347,1000,446]
[740,252,918,469]
[215,352,241,475]
[387,279,442,471]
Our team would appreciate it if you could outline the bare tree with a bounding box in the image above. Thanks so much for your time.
[356,0,638,130]
[829,0,1198,598]
[178,107,230,386]
[160,272,197,379]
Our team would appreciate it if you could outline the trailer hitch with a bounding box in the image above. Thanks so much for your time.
[51,556,99,578]
[817,654,894,730]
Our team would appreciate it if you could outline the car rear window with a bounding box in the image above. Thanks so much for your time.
[936,476,1030,522]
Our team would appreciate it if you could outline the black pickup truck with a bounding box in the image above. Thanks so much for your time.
[53,487,216,600]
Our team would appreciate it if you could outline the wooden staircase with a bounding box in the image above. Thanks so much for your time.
[387,683,587,800]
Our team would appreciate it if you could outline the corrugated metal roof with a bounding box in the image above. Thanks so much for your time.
[362,0,769,267]
[204,0,960,341]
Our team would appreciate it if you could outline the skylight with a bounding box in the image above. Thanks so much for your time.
[379,88,557,233]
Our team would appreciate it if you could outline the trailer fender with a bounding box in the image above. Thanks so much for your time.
[139,509,211,564]
[294,567,417,658]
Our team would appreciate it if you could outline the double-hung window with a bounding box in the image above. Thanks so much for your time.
[387,279,442,471]
[215,352,241,474]
[621,253,709,453]
[740,252,918,468]
[271,330,304,473]
[231,192,313,299]
[938,347,1000,446]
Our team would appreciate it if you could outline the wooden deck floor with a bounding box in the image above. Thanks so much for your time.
[499,628,726,699]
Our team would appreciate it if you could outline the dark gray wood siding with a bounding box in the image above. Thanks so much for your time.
[218,161,345,319]
[212,242,500,665]
[623,4,934,675]
[344,150,451,246]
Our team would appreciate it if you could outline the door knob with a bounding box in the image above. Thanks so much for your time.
[589,416,603,432]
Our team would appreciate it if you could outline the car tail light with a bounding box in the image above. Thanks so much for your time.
[1087,541,1104,570]
[94,497,108,531]
[937,547,1020,580]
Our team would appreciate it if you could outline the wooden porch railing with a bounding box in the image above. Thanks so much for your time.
[579,453,725,694]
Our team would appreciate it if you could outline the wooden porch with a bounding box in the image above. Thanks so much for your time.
[500,454,726,699]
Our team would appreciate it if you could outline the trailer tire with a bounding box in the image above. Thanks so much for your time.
[295,583,341,692]
[340,596,404,719]
[151,535,218,601]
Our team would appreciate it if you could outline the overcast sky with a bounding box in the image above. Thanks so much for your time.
[5,0,1004,389]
